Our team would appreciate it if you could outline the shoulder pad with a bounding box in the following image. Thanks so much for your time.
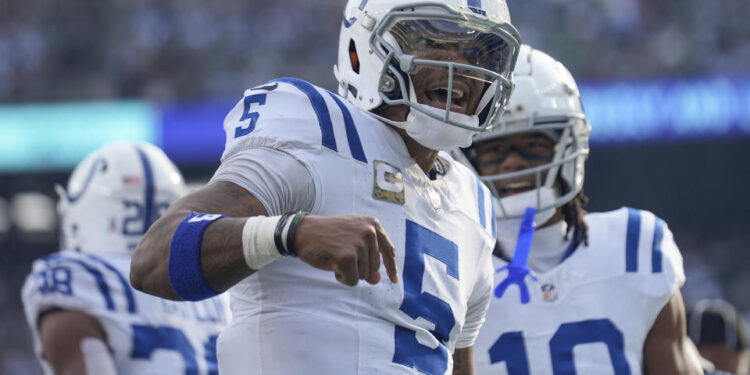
[587,207,684,290]
[221,78,370,163]
[22,252,137,327]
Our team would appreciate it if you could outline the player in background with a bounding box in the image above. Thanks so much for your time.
[461,45,704,374]
[129,0,521,374]
[22,141,230,375]
[688,299,750,375]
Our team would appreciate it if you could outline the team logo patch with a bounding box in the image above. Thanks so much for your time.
[541,283,558,302]
[373,160,405,205]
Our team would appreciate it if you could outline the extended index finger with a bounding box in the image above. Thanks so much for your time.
[374,222,399,283]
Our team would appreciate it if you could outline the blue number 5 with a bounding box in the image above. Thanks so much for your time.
[393,220,459,375]
[234,94,267,138]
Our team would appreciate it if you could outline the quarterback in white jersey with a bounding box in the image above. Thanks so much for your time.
[463,46,704,374]
[22,141,230,375]
[130,0,521,374]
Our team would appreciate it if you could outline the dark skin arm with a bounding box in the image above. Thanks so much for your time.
[643,289,703,375]
[39,310,109,375]
[452,347,476,375]
[130,181,399,300]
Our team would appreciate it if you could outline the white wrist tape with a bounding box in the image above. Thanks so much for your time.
[241,215,284,270]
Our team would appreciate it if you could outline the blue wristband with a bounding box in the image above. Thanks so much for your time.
[168,213,226,301]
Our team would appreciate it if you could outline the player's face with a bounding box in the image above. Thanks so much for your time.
[405,47,486,116]
[389,20,509,116]
[475,132,556,197]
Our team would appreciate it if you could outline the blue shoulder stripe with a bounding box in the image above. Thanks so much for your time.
[625,208,641,273]
[84,254,137,313]
[652,218,665,273]
[272,78,337,152]
[476,176,487,230]
[46,254,116,311]
[326,92,367,163]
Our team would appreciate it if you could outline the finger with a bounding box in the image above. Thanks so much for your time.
[357,230,374,280]
[365,271,381,285]
[368,226,381,278]
[374,222,399,283]
[336,255,359,286]
[365,228,381,284]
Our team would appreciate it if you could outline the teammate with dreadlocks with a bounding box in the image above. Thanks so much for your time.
[462,45,703,374]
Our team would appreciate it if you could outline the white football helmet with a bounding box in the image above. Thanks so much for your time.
[467,45,591,219]
[55,141,186,254]
[334,0,521,150]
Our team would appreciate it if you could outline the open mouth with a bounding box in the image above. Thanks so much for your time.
[498,181,535,197]
[424,83,470,113]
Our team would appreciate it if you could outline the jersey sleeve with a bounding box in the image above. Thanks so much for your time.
[657,219,685,293]
[21,252,130,330]
[455,249,494,349]
[209,147,316,215]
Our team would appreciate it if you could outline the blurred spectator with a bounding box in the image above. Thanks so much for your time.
[688,299,750,375]
[1,0,749,102]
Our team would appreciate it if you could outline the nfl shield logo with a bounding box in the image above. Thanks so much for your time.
[541,283,557,302]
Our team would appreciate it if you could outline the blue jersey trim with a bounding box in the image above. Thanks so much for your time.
[490,195,497,238]
[652,218,665,273]
[46,254,116,311]
[84,254,137,313]
[327,92,367,163]
[560,239,579,264]
[272,78,337,152]
[625,208,641,273]
[476,177,486,230]
[134,145,155,233]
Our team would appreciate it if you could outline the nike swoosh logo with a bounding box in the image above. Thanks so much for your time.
[252,82,278,92]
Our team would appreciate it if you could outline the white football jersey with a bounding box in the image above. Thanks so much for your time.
[215,78,497,375]
[474,207,685,375]
[22,250,230,375]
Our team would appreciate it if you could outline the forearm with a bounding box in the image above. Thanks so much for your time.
[130,181,268,300]
[452,347,475,375]
[644,291,703,375]
[131,211,250,300]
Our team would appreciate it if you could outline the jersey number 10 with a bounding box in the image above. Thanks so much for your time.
[490,319,631,374]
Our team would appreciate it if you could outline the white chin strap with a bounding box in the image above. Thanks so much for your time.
[404,105,477,150]
[393,79,478,151]
[496,187,558,223]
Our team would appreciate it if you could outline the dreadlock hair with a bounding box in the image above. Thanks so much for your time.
[557,177,589,247]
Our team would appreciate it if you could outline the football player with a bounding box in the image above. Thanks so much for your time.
[466,46,704,374]
[22,141,230,375]
[689,299,750,375]
[129,0,521,374]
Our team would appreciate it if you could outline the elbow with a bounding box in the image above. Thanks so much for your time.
[129,241,156,294]
[129,230,175,299]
